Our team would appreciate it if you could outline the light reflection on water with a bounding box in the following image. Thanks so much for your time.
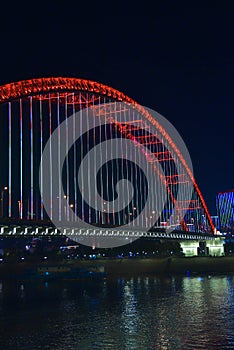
[0,275,234,349]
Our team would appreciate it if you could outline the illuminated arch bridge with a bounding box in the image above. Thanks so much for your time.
[0,77,215,239]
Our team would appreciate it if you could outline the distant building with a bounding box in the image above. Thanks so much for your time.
[216,190,234,233]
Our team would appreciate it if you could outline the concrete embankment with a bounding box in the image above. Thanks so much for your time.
[79,256,234,275]
[165,256,234,275]
[79,257,169,275]
[1,256,234,277]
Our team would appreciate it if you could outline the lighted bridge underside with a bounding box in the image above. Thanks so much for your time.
[0,223,216,241]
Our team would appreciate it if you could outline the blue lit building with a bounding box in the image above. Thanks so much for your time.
[216,190,234,233]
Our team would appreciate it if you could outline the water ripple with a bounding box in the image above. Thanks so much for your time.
[0,275,234,349]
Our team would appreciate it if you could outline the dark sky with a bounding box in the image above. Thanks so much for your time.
[0,2,233,214]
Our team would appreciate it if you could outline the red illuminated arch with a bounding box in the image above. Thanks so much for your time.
[0,77,215,233]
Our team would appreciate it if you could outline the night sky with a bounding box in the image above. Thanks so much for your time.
[0,2,233,215]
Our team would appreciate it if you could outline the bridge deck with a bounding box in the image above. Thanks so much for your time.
[0,220,216,241]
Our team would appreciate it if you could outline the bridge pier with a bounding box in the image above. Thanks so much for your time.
[205,238,225,256]
[180,241,200,256]
[180,238,225,257]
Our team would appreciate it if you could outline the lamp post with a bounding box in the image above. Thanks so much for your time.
[18,200,22,218]
[1,186,8,217]
[64,194,68,220]
[70,203,74,222]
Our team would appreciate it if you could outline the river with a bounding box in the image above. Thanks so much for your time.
[0,274,233,349]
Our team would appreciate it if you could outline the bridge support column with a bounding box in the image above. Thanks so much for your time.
[205,238,225,256]
[180,241,199,256]
[180,238,225,257]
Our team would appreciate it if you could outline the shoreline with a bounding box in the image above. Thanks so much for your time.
[79,256,234,275]
[1,256,234,278]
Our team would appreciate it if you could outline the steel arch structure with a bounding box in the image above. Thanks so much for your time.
[0,77,215,234]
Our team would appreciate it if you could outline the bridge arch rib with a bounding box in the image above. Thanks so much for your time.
[0,77,215,234]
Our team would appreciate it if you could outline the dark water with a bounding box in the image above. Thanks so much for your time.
[0,274,234,350]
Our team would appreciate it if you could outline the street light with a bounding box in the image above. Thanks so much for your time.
[63,194,69,220]
[1,186,8,217]
[18,200,22,218]
[70,203,74,222]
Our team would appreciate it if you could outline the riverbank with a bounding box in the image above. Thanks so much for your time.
[1,256,234,278]
[79,256,234,275]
